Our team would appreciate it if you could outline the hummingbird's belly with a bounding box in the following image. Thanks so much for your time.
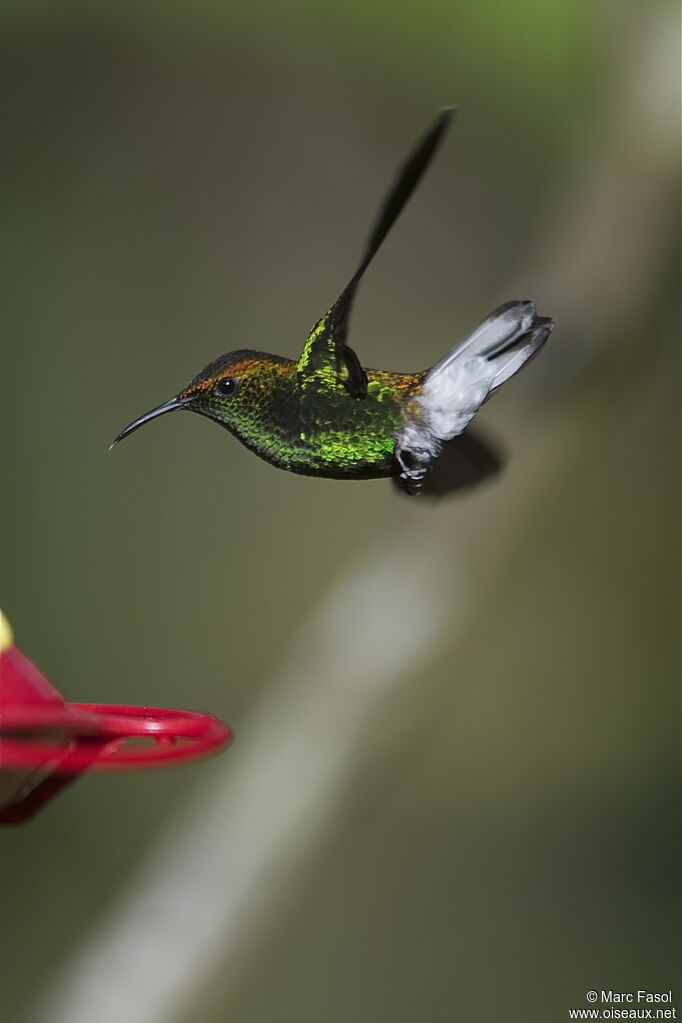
[289,404,401,479]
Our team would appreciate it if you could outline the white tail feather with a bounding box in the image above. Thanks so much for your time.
[393,301,554,494]
[417,301,553,442]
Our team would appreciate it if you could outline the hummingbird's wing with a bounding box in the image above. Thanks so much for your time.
[297,107,454,398]
[393,428,503,498]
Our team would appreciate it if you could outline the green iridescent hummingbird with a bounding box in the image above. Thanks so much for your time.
[112,108,554,495]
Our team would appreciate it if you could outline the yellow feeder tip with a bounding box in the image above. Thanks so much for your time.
[0,610,14,654]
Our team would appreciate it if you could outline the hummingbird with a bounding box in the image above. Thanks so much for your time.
[112,108,554,495]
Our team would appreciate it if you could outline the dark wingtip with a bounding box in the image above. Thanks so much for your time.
[434,107,456,138]
[431,106,456,139]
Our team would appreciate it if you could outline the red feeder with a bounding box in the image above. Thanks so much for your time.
[0,611,232,824]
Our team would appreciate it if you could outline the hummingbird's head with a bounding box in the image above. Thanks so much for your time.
[111,349,293,449]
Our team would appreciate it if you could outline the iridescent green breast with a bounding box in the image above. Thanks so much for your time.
[215,360,423,480]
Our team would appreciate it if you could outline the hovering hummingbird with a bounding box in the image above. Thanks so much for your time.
[112,108,554,495]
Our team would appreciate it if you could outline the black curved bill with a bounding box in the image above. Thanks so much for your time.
[109,395,193,449]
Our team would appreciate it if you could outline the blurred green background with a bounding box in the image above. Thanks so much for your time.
[1,2,679,1021]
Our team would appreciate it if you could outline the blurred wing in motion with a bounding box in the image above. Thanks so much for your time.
[297,108,455,397]
[392,427,503,498]
[417,429,503,498]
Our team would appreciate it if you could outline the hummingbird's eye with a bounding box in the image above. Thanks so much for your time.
[215,377,239,397]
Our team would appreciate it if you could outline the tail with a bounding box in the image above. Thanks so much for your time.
[418,301,554,441]
[393,301,553,494]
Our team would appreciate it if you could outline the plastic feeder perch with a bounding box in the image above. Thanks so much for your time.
[0,611,232,824]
